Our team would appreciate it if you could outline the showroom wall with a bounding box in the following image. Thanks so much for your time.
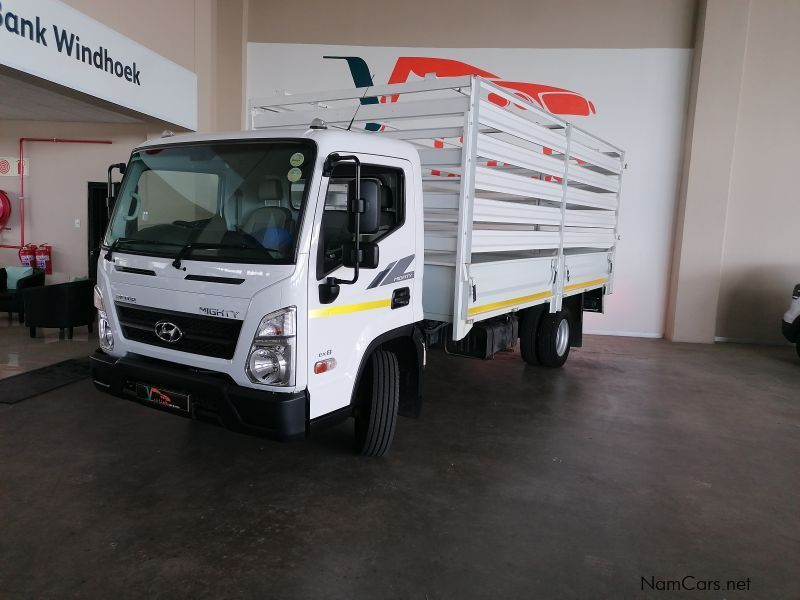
[246,0,698,48]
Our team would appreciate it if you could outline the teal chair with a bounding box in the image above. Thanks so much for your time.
[23,279,93,339]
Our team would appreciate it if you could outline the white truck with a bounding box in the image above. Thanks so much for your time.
[782,283,800,357]
[91,76,625,456]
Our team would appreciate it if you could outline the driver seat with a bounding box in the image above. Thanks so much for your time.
[243,206,293,249]
[243,206,293,235]
[241,177,294,248]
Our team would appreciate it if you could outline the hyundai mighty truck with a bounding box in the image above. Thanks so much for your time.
[91,76,625,456]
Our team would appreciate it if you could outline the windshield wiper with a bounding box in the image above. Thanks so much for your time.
[171,242,280,270]
[104,237,182,261]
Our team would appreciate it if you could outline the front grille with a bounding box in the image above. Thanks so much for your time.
[115,303,243,359]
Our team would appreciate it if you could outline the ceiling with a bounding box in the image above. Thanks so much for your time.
[0,71,144,124]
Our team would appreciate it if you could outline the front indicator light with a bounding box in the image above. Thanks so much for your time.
[93,285,105,311]
[314,358,337,374]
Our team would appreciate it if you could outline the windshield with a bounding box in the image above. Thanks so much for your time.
[105,140,316,264]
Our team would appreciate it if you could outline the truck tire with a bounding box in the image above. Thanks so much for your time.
[536,310,571,368]
[796,342,800,359]
[519,309,540,366]
[354,349,399,457]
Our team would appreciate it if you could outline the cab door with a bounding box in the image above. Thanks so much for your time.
[306,154,416,419]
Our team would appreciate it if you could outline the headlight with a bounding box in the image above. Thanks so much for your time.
[93,285,105,311]
[248,347,289,384]
[246,307,296,386]
[94,285,114,351]
[98,312,114,351]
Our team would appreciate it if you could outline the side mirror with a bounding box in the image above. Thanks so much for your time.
[107,162,127,218]
[347,179,380,235]
[343,241,379,269]
[319,278,340,304]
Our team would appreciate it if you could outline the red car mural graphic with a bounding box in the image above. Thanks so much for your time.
[324,55,596,124]
[383,56,596,116]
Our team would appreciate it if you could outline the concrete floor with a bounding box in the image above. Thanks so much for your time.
[0,336,798,599]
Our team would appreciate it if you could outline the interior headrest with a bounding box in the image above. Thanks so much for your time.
[259,178,283,201]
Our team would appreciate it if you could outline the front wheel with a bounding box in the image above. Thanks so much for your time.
[354,349,399,457]
[536,310,571,368]
[519,309,541,366]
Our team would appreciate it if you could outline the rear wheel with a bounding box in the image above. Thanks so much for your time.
[354,349,399,457]
[796,341,800,359]
[536,310,571,368]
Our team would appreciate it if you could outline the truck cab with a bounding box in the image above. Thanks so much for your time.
[92,127,425,455]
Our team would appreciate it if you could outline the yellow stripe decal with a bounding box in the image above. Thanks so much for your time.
[309,298,391,319]
[468,290,552,317]
[563,277,608,292]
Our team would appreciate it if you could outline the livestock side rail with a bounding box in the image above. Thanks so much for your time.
[250,75,625,340]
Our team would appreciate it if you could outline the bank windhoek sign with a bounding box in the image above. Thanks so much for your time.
[0,0,197,130]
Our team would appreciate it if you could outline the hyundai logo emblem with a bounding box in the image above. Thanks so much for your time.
[154,320,183,343]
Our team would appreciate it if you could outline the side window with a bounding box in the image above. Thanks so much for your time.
[317,164,405,279]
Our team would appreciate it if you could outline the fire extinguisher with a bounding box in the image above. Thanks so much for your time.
[19,243,37,267]
[35,244,53,275]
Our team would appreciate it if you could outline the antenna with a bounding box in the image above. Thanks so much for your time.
[346,76,376,131]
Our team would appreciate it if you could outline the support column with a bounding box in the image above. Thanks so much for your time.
[195,0,218,133]
[665,0,750,343]
[215,0,249,131]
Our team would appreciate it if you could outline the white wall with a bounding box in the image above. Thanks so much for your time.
[247,43,692,337]
[0,121,148,283]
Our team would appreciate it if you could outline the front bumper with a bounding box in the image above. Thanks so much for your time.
[90,351,308,441]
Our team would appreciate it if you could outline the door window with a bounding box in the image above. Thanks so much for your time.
[317,164,404,278]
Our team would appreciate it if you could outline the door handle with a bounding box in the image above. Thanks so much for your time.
[391,287,410,309]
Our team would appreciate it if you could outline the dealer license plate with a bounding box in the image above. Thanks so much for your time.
[136,383,191,413]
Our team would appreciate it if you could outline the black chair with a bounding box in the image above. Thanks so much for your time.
[23,279,94,339]
[0,268,45,323]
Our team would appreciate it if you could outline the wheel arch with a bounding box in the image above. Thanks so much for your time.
[562,294,584,348]
[349,323,424,418]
